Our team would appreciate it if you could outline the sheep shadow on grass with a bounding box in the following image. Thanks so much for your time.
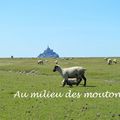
[79,84,96,87]
[60,84,96,88]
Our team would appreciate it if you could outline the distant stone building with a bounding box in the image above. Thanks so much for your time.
[38,46,59,58]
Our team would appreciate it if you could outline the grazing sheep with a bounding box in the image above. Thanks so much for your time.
[104,57,109,61]
[53,65,87,87]
[38,60,44,64]
[70,57,73,60]
[107,59,112,65]
[55,60,58,64]
[45,60,48,62]
[61,78,81,87]
[113,59,117,64]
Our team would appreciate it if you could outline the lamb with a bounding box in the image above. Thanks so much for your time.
[38,60,44,64]
[107,59,112,65]
[61,78,81,87]
[53,65,87,87]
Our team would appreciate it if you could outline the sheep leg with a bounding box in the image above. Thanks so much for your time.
[76,77,82,86]
[62,79,67,87]
[81,74,87,86]
[69,84,73,87]
[66,80,73,87]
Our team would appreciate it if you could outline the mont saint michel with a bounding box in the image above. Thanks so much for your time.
[38,46,59,58]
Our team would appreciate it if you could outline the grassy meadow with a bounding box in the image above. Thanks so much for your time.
[0,58,120,120]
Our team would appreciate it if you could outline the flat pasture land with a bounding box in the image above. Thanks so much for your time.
[0,58,120,120]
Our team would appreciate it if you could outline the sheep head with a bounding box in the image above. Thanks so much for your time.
[53,65,60,72]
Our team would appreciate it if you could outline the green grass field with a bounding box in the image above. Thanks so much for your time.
[0,58,120,120]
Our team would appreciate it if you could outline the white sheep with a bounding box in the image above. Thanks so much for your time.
[107,59,112,65]
[61,78,81,87]
[45,60,48,62]
[55,60,58,64]
[53,65,87,87]
[113,59,117,64]
[38,60,44,64]
[104,57,109,61]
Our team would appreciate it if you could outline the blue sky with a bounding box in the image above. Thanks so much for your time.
[0,0,120,57]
